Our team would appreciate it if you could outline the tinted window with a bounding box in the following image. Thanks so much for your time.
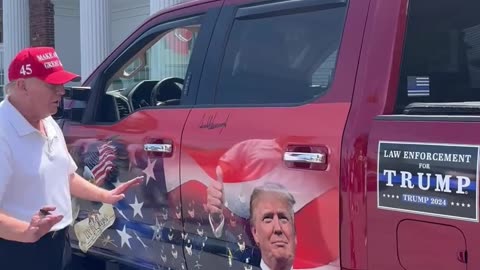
[214,4,347,105]
[396,0,480,114]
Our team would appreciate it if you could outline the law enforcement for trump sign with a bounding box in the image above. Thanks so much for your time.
[377,141,479,222]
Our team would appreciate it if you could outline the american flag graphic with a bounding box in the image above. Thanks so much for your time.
[73,139,190,270]
[74,137,337,270]
[407,76,430,97]
[84,141,117,186]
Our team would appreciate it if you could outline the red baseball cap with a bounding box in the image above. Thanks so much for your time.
[8,46,79,85]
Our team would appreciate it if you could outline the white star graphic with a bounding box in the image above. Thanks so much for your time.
[151,216,161,230]
[129,195,144,218]
[185,241,193,256]
[161,254,167,263]
[151,216,164,241]
[142,158,157,185]
[116,225,132,249]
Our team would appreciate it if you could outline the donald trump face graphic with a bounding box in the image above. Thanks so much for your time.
[250,183,297,270]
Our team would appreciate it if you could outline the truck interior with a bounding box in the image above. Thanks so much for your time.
[395,0,480,115]
[89,24,201,123]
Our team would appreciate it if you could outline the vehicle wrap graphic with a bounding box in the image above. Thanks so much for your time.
[69,137,187,270]
[67,133,341,270]
[181,138,340,269]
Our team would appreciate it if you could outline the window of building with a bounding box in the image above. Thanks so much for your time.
[214,3,347,105]
[396,0,480,115]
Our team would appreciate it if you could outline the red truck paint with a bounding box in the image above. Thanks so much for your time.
[340,0,408,268]
[58,0,480,269]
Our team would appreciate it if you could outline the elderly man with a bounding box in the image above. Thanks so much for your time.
[0,47,143,270]
[249,183,297,270]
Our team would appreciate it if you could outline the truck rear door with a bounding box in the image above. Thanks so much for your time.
[61,2,222,269]
[177,0,369,269]
[366,0,480,269]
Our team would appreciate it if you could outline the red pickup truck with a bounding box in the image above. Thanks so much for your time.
[59,0,480,269]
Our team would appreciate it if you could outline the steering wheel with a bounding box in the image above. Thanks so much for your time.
[150,77,184,106]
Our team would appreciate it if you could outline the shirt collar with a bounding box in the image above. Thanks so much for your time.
[260,260,271,270]
[1,96,57,139]
[260,259,293,270]
[44,117,58,140]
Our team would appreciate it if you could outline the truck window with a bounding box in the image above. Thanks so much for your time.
[395,0,480,115]
[96,21,201,122]
[214,3,347,105]
[109,26,198,93]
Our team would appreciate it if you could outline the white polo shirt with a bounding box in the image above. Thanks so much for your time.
[0,97,77,231]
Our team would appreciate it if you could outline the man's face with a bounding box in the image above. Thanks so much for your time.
[23,78,65,118]
[251,192,296,267]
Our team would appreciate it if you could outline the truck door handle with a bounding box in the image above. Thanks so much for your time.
[284,145,328,171]
[143,139,174,158]
[144,143,173,153]
[283,152,326,164]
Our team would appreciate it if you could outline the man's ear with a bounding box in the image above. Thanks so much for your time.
[293,222,298,246]
[15,79,28,95]
[251,224,259,245]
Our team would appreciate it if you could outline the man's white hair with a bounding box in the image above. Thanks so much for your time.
[3,81,15,96]
[249,182,296,226]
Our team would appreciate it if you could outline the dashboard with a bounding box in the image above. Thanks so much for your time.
[105,80,160,120]
[101,78,183,122]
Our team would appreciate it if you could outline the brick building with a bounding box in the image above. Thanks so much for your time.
[1,0,188,94]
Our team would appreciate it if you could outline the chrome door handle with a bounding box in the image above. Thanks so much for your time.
[144,143,172,153]
[283,152,326,164]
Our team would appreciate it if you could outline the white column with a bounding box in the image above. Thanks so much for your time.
[3,0,30,85]
[80,0,111,82]
[149,0,166,80]
[150,0,164,15]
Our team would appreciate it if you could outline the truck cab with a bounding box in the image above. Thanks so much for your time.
[60,0,480,269]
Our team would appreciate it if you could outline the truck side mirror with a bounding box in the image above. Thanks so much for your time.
[62,86,91,122]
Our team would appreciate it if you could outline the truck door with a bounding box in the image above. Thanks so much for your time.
[61,3,221,269]
[365,0,480,269]
[178,0,369,269]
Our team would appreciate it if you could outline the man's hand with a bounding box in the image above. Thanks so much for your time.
[207,180,224,216]
[24,206,63,243]
[102,176,144,205]
[207,166,225,223]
